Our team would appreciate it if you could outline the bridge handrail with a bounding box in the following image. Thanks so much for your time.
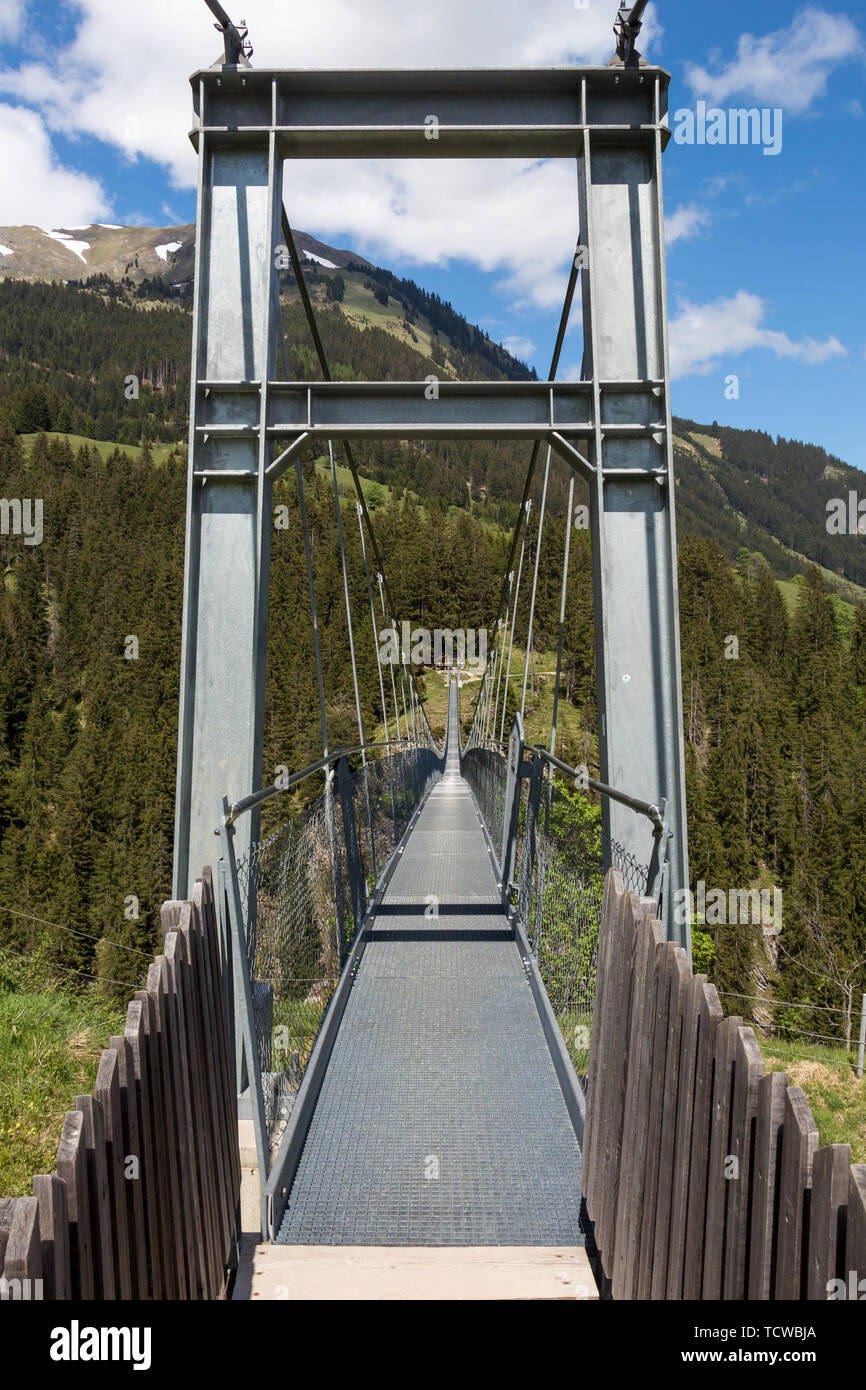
[528,745,665,835]
[223,737,418,825]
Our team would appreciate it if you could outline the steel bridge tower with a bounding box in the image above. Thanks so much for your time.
[173,14,690,945]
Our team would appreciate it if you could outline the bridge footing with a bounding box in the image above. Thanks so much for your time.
[232,1241,597,1301]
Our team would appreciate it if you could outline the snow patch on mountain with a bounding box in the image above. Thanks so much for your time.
[42,229,90,263]
[303,249,338,269]
[155,241,184,262]
[0,244,13,256]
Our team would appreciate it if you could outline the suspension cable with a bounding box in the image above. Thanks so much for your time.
[479,624,498,743]
[533,466,576,948]
[479,617,501,745]
[499,499,532,744]
[279,208,431,731]
[328,443,380,878]
[357,504,390,746]
[549,468,576,768]
[377,573,403,743]
[272,266,332,761]
[0,903,155,961]
[329,442,366,758]
[471,237,584,728]
[295,452,330,758]
[356,504,398,832]
[520,444,551,722]
[488,575,513,744]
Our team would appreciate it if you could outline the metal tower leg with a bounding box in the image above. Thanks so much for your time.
[173,130,283,897]
[578,102,690,951]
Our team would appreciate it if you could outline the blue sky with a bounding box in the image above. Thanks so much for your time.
[0,1,864,466]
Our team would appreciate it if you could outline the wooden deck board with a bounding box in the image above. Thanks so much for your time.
[234,1241,598,1301]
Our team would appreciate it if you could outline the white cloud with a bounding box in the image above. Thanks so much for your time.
[665,203,711,246]
[560,362,585,382]
[0,103,110,226]
[502,335,537,360]
[281,157,581,313]
[0,0,23,24]
[685,8,863,116]
[669,289,847,378]
[0,0,657,309]
[0,0,635,189]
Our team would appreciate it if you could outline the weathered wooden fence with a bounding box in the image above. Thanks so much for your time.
[583,869,866,1300]
[0,867,240,1300]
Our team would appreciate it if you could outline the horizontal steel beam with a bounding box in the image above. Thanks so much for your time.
[191,66,670,158]
[193,380,666,457]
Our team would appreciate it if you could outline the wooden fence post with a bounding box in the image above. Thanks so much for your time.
[682,983,725,1298]
[702,1015,743,1298]
[722,1027,763,1300]
[55,1109,94,1299]
[775,1087,818,1300]
[74,1094,115,1300]
[94,1049,133,1299]
[32,1175,70,1300]
[612,904,665,1298]
[808,1144,851,1301]
[109,1033,150,1299]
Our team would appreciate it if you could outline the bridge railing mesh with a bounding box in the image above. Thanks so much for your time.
[235,792,345,1141]
[459,745,508,870]
[352,743,443,898]
[462,743,656,1082]
[233,741,443,1148]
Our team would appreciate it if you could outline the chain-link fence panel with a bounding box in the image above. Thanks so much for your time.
[352,743,443,898]
[460,745,508,868]
[610,837,652,898]
[462,751,656,1086]
[514,771,605,1084]
[235,785,346,1143]
[233,742,444,1148]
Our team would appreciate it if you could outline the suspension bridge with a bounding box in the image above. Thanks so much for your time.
[271,685,584,1250]
[2,2,865,1306]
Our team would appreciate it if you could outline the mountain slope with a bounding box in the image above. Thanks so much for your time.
[0,223,195,285]
[0,221,534,383]
[673,422,866,601]
[0,229,864,601]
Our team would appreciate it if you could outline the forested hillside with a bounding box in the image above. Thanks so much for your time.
[2,276,864,593]
[0,270,864,1058]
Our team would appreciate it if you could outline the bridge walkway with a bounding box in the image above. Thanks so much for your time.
[276,680,584,1246]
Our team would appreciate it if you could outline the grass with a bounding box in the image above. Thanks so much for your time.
[758,1039,866,1162]
[335,271,454,371]
[20,431,182,467]
[776,574,860,641]
[0,948,126,1196]
[313,454,423,513]
[688,431,723,458]
[419,669,452,741]
[456,643,593,762]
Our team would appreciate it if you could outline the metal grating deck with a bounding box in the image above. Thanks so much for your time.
[276,684,584,1245]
